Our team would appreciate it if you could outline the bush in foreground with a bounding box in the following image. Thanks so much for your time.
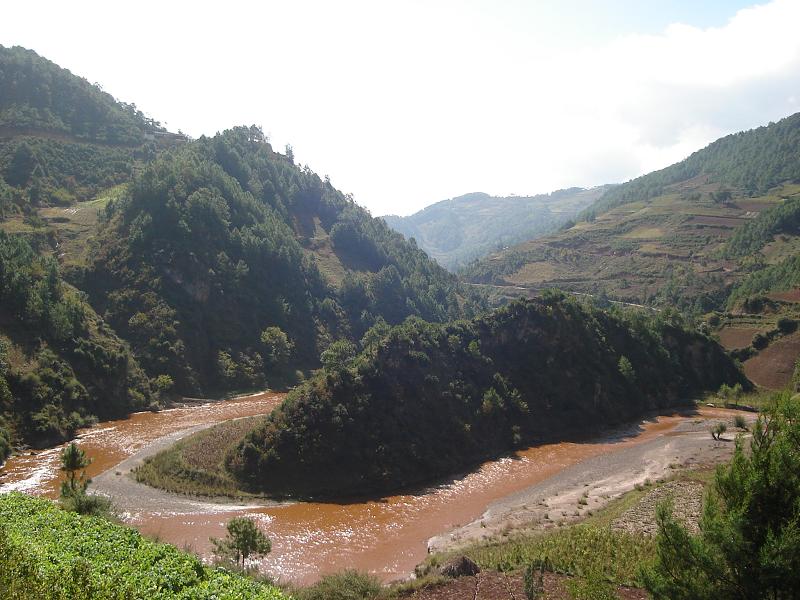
[0,493,287,599]
[642,392,800,599]
[294,570,382,600]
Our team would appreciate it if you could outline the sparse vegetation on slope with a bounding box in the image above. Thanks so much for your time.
[463,112,800,318]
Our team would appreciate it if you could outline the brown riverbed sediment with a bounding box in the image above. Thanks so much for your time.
[0,397,749,585]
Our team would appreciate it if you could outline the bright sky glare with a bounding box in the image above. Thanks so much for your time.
[2,0,799,215]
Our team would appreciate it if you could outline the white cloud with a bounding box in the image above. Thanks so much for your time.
[1,0,799,215]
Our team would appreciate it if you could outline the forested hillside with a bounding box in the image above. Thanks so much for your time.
[582,112,800,220]
[0,47,476,456]
[383,187,607,270]
[0,45,161,144]
[0,232,152,452]
[227,294,745,496]
[82,127,477,395]
[0,46,180,219]
[463,113,800,316]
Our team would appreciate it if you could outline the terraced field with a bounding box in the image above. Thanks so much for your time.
[465,182,800,309]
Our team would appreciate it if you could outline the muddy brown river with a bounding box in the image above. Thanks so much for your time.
[0,392,712,584]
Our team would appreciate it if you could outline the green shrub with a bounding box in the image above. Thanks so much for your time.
[296,570,381,600]
[566,574,617,600]
[467,525,652,586]
[642,392,800,598]
[0,418,10,463]
[523,563,546,599]
[710,422,727,440]
[777,316,797,335]
[751,332,769,350]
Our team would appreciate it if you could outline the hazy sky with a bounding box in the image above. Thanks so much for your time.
[3,1,800,215]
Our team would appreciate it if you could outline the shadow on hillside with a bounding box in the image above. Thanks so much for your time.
[311,404,703,506]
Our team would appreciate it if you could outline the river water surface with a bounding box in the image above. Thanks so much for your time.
[0,392,697,584]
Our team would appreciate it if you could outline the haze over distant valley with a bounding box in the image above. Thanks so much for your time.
[383,187,609,270]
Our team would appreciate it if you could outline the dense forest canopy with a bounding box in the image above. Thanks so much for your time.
[0,46,180,218]
[0,231,152,448]
[227,294,746,496]
[0,45,162,144]
[83,126,478,395]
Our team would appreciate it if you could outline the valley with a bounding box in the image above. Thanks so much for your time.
[1,27,800,600]
[0,387,748,586]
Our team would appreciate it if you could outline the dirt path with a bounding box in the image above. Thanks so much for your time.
[428,409,754,553]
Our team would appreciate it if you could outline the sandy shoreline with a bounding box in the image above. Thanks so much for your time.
[92,404,756,562]
[427,408,756,554]
[92,420,284,514]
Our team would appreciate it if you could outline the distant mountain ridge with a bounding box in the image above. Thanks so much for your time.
[463,111,800,315]
[383,187,609,270]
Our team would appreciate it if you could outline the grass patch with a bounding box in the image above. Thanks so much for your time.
[134,417,261,497]
[290,570,382,600]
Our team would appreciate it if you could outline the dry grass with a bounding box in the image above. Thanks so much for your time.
[134,416,263,497]
[744,331,800,390]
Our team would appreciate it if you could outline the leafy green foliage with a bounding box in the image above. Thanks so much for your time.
[642,392,800,599]
[617,355,635,383]
[85,126,474,394]
[0,231,152,446]
[320,339,357,372]
[0,493,287,599]
[228,295,745,496]
[565,575,617,600]
[259,327,293,367]
[0,417,10,463]
[210,517,271,569]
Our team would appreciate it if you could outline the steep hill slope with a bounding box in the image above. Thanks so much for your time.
[383,187,607,270]
[0,45,183,220]
[226,294,745,496]
[0,46,181,457]
[464,113,800,315]
[0,48,475,455]
[0,232,152,454]
[83,127,478,395]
